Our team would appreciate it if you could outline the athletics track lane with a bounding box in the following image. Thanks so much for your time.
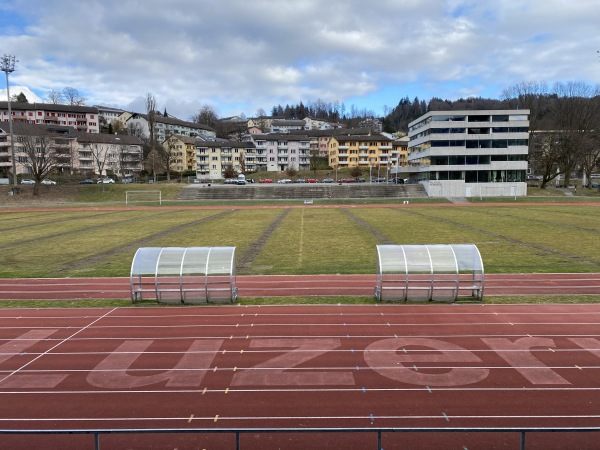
[0,304,599,449]
[0,273,599,299]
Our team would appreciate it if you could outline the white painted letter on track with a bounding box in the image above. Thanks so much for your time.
[0,330,68,388]
[231,338,355,386]
[481,337,570,385]
[87,340,223,389]
[364,338,489,386]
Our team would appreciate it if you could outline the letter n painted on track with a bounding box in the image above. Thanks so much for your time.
[87,340,223,388]
[364,338,489,386]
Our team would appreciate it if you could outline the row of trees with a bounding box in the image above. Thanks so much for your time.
[501,81,600,188]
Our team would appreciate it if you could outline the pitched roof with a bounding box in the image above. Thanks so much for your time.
[0,101,99,114]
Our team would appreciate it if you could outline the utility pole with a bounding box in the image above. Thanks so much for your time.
[1,55,17,187]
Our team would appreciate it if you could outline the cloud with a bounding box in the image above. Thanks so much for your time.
[0,0,598,120]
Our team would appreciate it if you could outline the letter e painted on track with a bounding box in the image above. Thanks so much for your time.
[87,340,223,389]
[364,338,489,386]
[482,337,570,385]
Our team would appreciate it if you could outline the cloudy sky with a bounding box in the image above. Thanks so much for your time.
[0,0,599,121]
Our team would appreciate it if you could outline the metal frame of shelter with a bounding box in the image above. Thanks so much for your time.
[374,244,484,302]
[130,247,237,304]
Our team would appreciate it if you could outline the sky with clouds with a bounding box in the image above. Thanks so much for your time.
[0,0,599,121]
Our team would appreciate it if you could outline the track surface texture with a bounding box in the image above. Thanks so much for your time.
[1,304,599,449]
[0,273,600,300]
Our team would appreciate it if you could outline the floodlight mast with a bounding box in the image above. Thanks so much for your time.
[1,55,17,187]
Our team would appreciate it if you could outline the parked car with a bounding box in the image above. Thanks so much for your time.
[41,179,56,185]
[390,177,404,184]
[307,179,318,183]
[224,178,237,184]
[20,179,35,185]
[591,181,599,189]
[357,177,366,183]
[277,179,292,184]
[322,178,334,183]
[295,179,306,183]
[121,177,134,184]
[259,178,273,183]
[341,178,355,183]
[98,178,115,184]
[79,179,94,184]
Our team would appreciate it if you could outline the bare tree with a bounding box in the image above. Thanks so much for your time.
[161,134,180,182]
[90,143,112,178]
[238,150,246,174]
[551,81,600,186]
[146,92,157,153]
[529,131,563,188]
[15,125,68,195]
[500,81,549,130]
[62,87,86,106]
[191,105,218,128]
[578,131,600,187]
[46,89,63,104]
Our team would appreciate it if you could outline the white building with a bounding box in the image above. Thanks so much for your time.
[405,110,530,197]
[126,113,216,142]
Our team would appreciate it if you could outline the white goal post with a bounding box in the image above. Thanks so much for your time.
[126,190,162,206]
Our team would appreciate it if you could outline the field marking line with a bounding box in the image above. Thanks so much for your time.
[0,308,117,385]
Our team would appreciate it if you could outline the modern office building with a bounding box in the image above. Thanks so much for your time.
[404,110,530,197]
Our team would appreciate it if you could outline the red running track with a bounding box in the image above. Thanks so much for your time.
[0,273,599,300]
[1,304,600,449]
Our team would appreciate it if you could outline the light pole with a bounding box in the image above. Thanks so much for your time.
[1,55,17,187]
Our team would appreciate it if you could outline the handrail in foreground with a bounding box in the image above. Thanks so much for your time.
[1,427,599,450]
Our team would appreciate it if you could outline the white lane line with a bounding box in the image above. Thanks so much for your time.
[1,387,600,395]
[1,414,599,423]
[0,308,117,385]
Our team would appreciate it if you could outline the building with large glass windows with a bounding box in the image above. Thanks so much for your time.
[403,110,530,197]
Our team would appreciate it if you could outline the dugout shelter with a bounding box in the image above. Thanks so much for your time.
[374,244,484,302]
[130,246,237,304]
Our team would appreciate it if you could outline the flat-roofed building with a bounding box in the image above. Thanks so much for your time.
[404,110,530,197]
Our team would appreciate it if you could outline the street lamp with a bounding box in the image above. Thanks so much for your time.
[1,55,17,187]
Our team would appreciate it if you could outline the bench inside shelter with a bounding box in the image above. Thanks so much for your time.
[130,246,237,304]
[374,244,484,302]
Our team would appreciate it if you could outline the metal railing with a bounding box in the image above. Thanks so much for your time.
[1,427,599,450]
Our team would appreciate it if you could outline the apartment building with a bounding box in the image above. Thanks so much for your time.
[164,135,202,173]
[328,134,398,173]
[270,119,305,133]
[0,121,77,177]
[196,140,256,180]
[249,133,310,172]
[405,110,530,197]
[74,133,143,178]
[0,102,100,133]
[127,113,216,142]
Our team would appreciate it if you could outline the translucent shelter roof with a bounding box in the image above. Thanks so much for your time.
[130,247,237,304]
[375,244,484,302]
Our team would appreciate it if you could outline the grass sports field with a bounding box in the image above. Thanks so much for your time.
[1,202,599,279]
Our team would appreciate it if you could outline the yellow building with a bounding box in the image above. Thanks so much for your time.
[163,135,200,173]
[328,134,399,170]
